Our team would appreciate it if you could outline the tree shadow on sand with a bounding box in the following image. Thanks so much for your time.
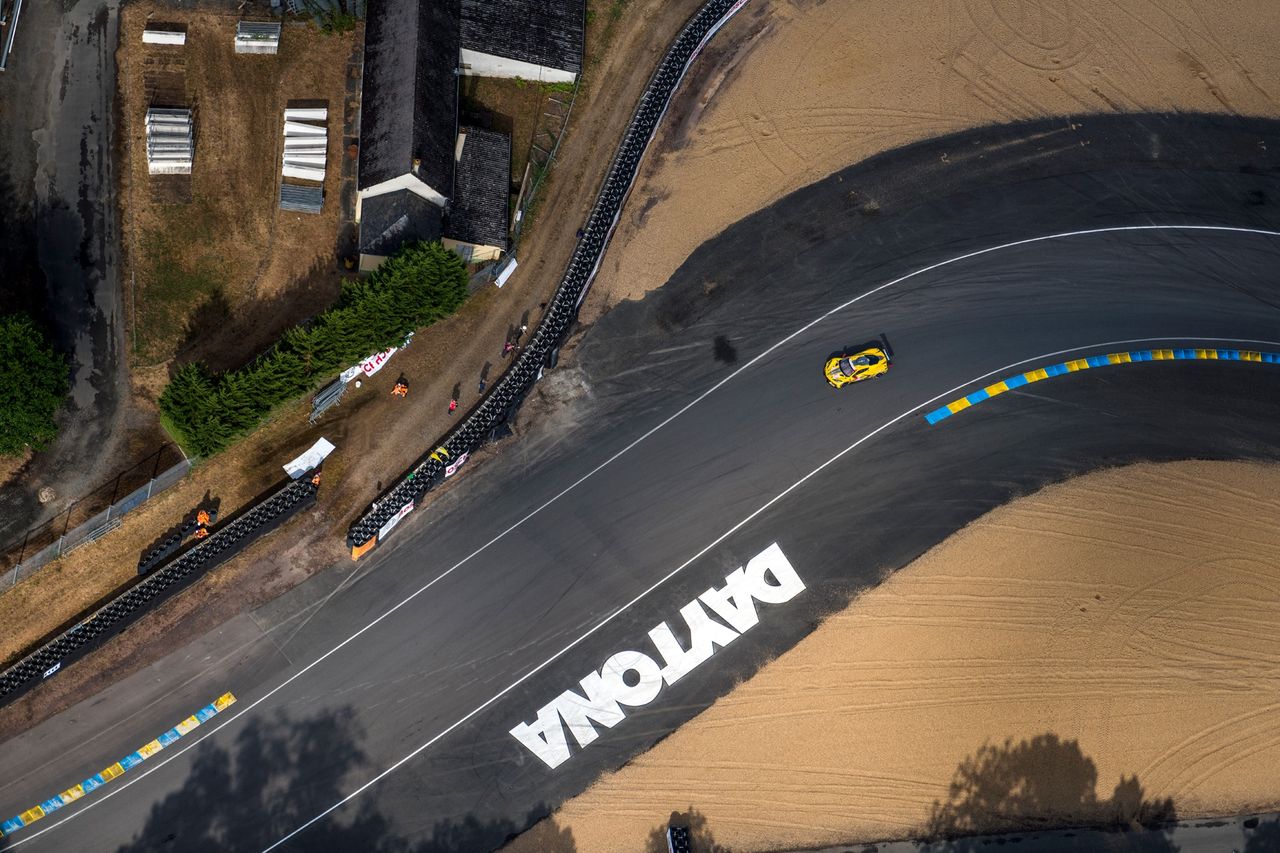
[112,707,573,853]
[927,733,1178,851]
[643,806,728,853]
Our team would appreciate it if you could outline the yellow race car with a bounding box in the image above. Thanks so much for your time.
[824,346,891,388]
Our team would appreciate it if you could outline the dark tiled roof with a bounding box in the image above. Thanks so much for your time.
[359,190,445,257]
[445,127,510,250]
[460,0,583,75]
[358,0,460,192]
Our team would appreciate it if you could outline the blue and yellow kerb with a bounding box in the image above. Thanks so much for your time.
[925,348,1280,425]
[0,692,236,838]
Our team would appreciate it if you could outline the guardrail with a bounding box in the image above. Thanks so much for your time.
[345,0,753,556]
[0,0,23,71]
[0,473,319,709]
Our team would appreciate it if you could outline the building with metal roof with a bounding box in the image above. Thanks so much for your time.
[357,0,460,209]
[459,0,583,83]
[358,190,446,272]
[235,21,281,55]
[443,127,510,261]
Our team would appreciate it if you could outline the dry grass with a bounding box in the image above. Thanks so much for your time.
[117,3,359,377]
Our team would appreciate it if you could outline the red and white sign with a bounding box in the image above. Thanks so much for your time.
[444,452,469,478]
[340,333,415,384]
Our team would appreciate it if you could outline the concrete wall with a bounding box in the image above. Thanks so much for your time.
[459,48,576,84]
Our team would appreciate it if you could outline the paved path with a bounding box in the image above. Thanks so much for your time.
[0,0,136,548]
[2,114,1280,853]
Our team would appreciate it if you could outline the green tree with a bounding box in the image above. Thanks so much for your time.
[0,313,69,455]
[158,240,471,457]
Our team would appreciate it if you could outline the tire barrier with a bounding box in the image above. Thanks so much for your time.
[0,475,319,710]
[345,0,753,556]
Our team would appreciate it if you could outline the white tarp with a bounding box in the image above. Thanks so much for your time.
[284,108,328,121]
[143,29,186,45]
[494,256,518,288]
[283,437,335,479]
[282,164,325,182]
[283,121,326,136]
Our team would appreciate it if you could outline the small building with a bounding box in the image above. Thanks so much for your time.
[356,0,460,214]
[142,24,187,46]
[235,21,282,55]
[460,0,583,83]
[358,190,445,272]
[442,127,510,262]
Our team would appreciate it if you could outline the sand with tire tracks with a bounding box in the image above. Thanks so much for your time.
[582,0,1280,320]
[506,461,1280,851]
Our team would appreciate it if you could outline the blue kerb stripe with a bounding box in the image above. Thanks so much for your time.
[196,705,218,722]
[158,729,180,746]
[39,798,62,814]
[1,819,23,834]
[926,348,1280,426]
[120,753,143,770]
[82,775,104,792]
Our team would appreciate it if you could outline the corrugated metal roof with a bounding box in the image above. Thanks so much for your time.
[280,183,324,213]
[359,189,444,257]
[444,127,510,250]
[358,0,459,193]
[237,22,282,39]
[461,0,583,74]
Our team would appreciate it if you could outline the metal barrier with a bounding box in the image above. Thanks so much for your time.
[346,0,753,555]
[0,473,319,708]
[1,452,192,588]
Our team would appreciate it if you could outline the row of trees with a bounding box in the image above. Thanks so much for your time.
[0,313,69,457]
[159,241,469,457]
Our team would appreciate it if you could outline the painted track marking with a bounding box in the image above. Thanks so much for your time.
[10,225,1280,848]
[926,347,1280,424]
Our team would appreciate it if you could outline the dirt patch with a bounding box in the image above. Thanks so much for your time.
[507,461,1280,852]
[117,3,358,375]
[582,0,1280,321]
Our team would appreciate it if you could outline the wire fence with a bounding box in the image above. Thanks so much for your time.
[347,0,753,552]
[509,81,581,251]
[0,446,191,588]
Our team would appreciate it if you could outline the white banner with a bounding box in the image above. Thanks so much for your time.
[340,333,415,384]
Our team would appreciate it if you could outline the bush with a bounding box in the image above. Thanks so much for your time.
[0,313,69,456]
[159,241,468,457]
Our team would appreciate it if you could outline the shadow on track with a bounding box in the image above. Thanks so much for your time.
[927,733,1178,852]
[111,707,575,853]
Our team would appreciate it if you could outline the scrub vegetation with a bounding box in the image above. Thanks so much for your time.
[160,242,468,457]
[0,314,69,456]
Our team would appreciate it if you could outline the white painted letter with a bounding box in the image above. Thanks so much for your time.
[742,542,805,603]
[599,649,664,707]
[700,542,805,629]
[650,599,740,686]
[510,702,572,770]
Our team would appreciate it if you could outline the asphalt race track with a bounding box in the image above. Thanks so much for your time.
[3,112,1280,852]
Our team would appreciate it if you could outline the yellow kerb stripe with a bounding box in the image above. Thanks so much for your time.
[137,740,163,759]
[983,381,1009,396]
[175,715,200,735]
[60,785,85,803]
[1025,368,1049,382]
[19,807,45,824]
[214,692,237,712]
[100,763,125,782]
[947,399,971,414]
[1244,350,1262,361]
